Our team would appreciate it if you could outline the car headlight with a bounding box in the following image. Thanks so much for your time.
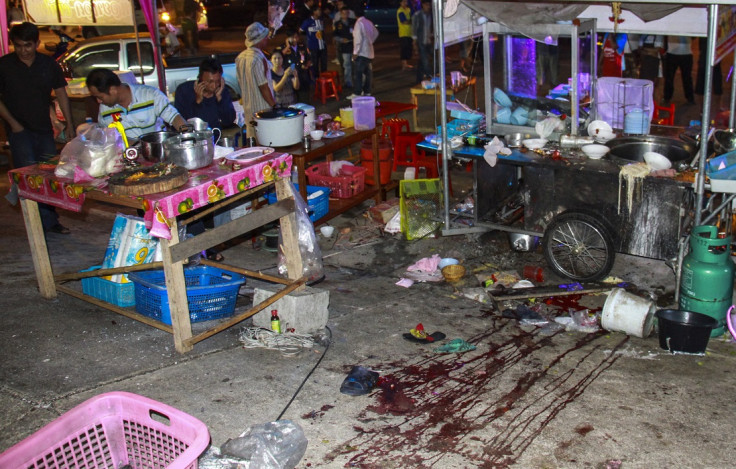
[160,11,171,22]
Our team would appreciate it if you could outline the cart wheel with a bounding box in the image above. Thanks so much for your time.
[543,212,615,282]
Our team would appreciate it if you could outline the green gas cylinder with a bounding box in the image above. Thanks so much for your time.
[679,225,734,337]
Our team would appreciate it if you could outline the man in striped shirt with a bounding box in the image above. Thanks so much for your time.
[86,69,186,140]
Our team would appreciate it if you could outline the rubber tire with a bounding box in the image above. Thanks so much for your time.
[543,211,615,282]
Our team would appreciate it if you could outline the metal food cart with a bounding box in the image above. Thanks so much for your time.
[431,0,736,283]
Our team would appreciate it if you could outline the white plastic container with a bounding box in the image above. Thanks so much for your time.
[352,96,376,130]
[601,288,656,338]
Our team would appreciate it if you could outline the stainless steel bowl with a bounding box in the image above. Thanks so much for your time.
[504,132,531,148]
[139,131,178,162]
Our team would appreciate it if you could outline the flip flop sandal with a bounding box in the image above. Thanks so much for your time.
[340,366,380,396]
[402,331,446,343]
[206,249,224,262]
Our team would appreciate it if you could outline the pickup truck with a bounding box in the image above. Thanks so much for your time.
[57,33,240,100]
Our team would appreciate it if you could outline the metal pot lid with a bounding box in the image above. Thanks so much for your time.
[164,132,210,147]
[254,107,305,119]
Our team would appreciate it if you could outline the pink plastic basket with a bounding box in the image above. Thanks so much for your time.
[0,391,210,469]
[305,162,366,198]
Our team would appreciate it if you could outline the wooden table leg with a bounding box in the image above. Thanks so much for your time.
[275,178,305,284]
[160,218,194,353]
[20,198,56,299]
[371,131,382,202]
[296,156,308,201]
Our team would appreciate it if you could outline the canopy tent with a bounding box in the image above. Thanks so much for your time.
[2,0,166,92]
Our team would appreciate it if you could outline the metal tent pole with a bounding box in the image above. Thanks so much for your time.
[695,4,718,225]
[435,0,451,229]
[730,48,736,129]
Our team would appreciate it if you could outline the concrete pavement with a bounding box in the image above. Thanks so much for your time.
[2,35,736,468]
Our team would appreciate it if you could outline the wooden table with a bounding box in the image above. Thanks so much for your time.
[9,154,307,354]
[279,127,390,223]
[375,101,418,122]
[409,77,478,131]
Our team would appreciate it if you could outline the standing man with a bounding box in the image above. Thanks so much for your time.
[397,0,413,71]
[350,12,379,98]
[86,68,186,140]
[333,7,355,90]
[663,36,695,105]
[175,58,236,130]
[0,22,75,234]
[412,0,433,84]
[235,22,275,138]
[300,6,327,84]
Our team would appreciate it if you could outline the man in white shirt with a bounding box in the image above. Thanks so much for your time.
[349,13,378,98]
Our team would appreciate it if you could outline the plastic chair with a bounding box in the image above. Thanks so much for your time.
[380,118,410,146]
[413,152,454,196]
[652,102,676,126]
[392,132,424,171]
[320,71,341,93]
[313,77,339,105]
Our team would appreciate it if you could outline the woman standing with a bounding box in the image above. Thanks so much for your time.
[271,49,300,106]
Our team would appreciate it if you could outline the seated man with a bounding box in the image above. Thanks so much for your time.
[174,58,236,130]
[86,68,186,140]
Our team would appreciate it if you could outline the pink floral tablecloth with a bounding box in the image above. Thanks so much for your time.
[8,153,293,239]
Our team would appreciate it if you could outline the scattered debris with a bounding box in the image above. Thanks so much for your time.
[433,338,476,354]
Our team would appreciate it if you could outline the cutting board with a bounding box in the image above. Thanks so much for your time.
[107,164,189,196]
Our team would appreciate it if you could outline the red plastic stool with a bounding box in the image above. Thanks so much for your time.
[652,102,676,126]
[380,118,410,146]
[320,71,341,93]
[393,132,424,171]
[313,77,339,105]
[414,152,454,195]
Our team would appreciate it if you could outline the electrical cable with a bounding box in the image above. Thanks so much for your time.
[276,325,332,421]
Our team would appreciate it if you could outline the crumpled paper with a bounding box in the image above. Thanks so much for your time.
[483,136,511,167]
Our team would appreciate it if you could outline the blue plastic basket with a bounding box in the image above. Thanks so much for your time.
[707,150,736,180]
[128,266,245,325]
[265,184,330,222]
[80,265,136,307]
[437,119,480,138]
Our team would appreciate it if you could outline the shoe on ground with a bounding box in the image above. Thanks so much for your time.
[46,223,70,235]
[331,58,340,64]
[361,92,371,97]
[346,93,359,99]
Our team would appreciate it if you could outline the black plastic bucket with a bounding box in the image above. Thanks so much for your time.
[655,309,718,354]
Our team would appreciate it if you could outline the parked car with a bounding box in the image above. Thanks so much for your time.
[362,0,406,33]
[57,33,240,99]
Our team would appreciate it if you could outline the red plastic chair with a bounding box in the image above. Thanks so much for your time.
[392,132,424,171]
[313,77,339,105]
[380,118,410,146]
[652,102,676,126]
[319,71,341,93]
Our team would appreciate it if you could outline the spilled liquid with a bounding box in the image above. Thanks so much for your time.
[323,317,628,468]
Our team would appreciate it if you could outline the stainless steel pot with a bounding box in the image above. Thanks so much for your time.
[253,107,305,147]
[140,131,178,162]
[713,129,736,154]
[163,130,218,169]
[186,117,210,131]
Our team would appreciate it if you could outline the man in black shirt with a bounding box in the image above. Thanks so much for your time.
[0,22,75,234]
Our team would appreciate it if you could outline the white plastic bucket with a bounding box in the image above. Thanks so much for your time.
[601,288,656,338]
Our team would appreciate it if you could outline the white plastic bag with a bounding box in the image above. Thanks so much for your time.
[57,126,123,178]
[277,182,324,282]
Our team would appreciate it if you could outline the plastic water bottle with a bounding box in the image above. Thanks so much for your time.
[270,309,281,333]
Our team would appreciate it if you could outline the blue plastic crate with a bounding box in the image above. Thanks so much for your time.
[265,184,330,222]
[80,265,136,307]
[128,266,246,325]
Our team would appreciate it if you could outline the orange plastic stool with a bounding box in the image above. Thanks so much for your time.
[380,118,410,146]
[320,71,341,92]
[652,102,676,126]
[393,132,424,171]
[313,77,339,105]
